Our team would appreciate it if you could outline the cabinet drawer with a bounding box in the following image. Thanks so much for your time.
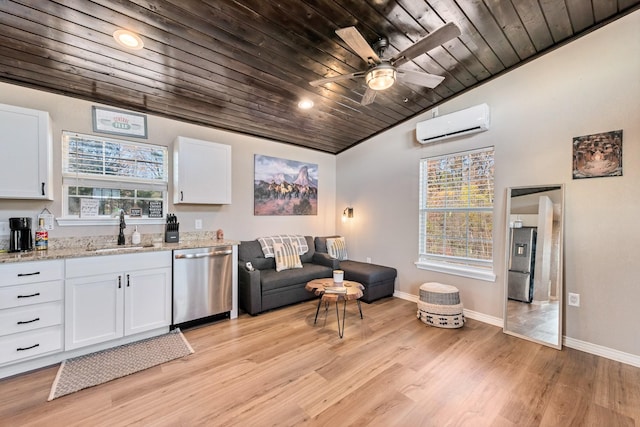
[0,301,62,336]
[0,260,64,285]
[0,281,62,309]
[0,326,62,365]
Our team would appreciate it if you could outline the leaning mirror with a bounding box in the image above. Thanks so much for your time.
[503,184,564,349]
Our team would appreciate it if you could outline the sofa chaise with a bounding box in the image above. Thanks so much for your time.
[314,236,397,303]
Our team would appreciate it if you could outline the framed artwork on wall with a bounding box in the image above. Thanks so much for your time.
[92,106,148,138]
[254,154,318,215]
[572,130,622,179]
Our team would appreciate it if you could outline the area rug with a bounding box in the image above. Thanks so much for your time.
[48,329,194,400]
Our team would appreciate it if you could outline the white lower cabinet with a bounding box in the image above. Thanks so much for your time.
[0,260,64,366]
[65,251,172,351]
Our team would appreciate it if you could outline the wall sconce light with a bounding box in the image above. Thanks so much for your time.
[342,207,354,221]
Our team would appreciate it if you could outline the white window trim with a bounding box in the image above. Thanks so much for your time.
[415,260,496,282]
[56,217,166,227]
[417,146,495,280]
[59,131,168,226]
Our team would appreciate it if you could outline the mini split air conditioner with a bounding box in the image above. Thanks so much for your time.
[416,103,490,144]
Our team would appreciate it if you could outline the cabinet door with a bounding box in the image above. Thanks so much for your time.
[124,267,172,336]
[0,103,52,200]
[174,137,231,204]
[65,274,124,350]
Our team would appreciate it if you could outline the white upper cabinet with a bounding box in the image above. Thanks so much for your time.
[173,136,231,204]
[0,103,53,200]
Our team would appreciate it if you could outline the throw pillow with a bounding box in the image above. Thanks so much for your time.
[326,237,348,261]
[273,241,303,272]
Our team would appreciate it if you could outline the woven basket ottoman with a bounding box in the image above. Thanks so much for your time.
[417,282,465,328]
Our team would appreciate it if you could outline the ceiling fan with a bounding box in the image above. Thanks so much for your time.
[309,22,461,105]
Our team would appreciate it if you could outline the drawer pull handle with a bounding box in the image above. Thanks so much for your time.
[17,344,40,351]
[17,317,40,325]
[17,292,41,299]
[126,274,130,287]
[17,272,41,277]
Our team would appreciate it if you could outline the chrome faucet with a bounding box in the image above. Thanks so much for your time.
[117,210,126,245]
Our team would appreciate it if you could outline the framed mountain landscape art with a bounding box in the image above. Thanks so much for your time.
[254,155,318,215]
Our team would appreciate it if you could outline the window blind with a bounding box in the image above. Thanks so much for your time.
[419,147,494,266]
[62,132,168,190]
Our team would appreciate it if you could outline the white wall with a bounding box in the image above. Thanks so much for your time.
[337,11,639,357]
[0,84,336,242]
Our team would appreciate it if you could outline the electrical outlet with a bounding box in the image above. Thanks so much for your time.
[568,292,580,307]
[0,221,9,236]
[195,219,203,230]
[366,257,371,263]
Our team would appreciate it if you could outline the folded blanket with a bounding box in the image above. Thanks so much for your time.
[257,234,308,258]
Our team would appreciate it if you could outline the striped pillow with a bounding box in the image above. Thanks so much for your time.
[273,242,303,272]
[326,237,348,261]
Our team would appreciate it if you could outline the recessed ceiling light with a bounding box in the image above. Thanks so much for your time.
[298,99,314,109]
[113,29,144,50]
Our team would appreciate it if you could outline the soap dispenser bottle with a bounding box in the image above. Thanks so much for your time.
[132,226,141,245]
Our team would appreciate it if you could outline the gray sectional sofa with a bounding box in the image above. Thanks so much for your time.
[238,236,333,315]
[238,235,397,315]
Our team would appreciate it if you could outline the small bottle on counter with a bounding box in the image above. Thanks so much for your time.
[35,217,48,251]
[132,226,141,245]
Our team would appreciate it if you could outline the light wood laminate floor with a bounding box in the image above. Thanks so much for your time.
[1,297,638,426]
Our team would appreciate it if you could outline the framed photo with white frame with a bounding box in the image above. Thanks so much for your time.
[92,106,148,138]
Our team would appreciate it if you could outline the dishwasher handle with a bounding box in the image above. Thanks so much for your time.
[175,249,233,259]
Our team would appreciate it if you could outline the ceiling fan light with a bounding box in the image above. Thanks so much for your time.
[365,66,396,91]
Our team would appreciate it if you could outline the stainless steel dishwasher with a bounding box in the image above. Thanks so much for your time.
[172,246,233,326]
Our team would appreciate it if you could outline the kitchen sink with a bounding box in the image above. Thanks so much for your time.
[87,245,153,253]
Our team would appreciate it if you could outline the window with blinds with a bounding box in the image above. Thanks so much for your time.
[62,132,168,218]
[418,147,495,270]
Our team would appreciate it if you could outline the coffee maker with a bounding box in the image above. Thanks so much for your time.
[9,217,34,252]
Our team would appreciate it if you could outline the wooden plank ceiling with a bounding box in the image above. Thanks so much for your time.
[0,0,638,154]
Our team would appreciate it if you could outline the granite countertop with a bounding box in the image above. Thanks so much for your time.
[0,239,239,264]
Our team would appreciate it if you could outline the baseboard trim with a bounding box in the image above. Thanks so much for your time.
[393,291,640,367]
[393,290,418,303]
[462,309,503,327]
[563,337,640,368]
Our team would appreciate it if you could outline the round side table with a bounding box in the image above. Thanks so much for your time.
[305,278,364,338]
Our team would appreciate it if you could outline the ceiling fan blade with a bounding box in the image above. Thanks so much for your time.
[335,27,381,64]
[309,72,364,87]
[392,22,461,67]
[361,87,377,105]
[397,69,445,88]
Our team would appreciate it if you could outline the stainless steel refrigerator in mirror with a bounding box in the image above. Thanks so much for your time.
[507,227,537,303]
